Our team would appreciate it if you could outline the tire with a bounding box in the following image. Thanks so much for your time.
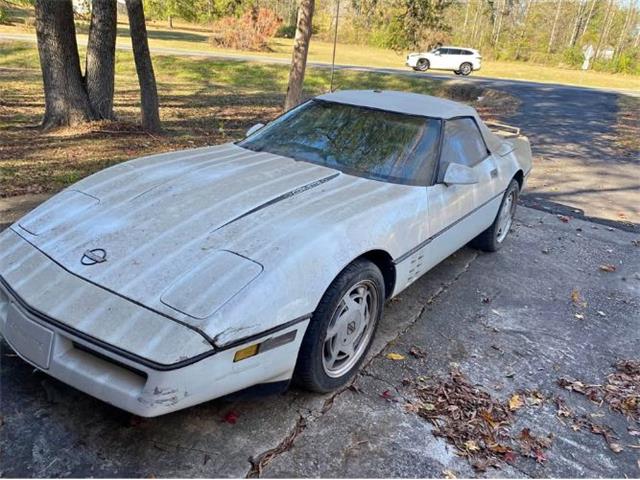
[454,70,461,75]
[294,259,385,392]
[416,58,429,71]
[459,62,472,76]
[470,179,519,252]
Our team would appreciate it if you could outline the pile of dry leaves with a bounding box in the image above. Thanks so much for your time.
[410,369,552,471]
[558,360,640,423]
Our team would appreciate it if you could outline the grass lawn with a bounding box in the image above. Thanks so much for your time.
[1,12,639,92]
[1,40,518,198]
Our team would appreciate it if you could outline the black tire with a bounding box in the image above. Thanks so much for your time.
[454,70,461,75]
[294,259,385,392]
[470,179,519,252]
[459,62,473,76]
[416,58,429,71]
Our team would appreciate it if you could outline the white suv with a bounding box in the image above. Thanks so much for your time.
[406,47,482,76]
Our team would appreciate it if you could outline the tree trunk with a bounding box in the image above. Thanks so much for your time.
[594,0,613,60]
[547,0,563,53]
[568,0,585,47]
[86,0,117,119]
[125,0,162,132]
[284,0,315,111]
[168,15,173,29]
[34,0,96,129]
[581,0,597,40]
[515,0,530,60]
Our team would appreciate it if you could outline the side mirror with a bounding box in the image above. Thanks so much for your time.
[246,123,265,137]
[442,163,480,185]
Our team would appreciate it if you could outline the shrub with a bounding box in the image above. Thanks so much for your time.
[211,8,281,51]
[0,6,8,24]
[275,24,296,38]
[562,46,584,68]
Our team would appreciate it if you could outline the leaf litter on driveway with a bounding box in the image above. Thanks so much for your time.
[408,369,553,471]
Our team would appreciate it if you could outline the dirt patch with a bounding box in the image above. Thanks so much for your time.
[436,81,521,120]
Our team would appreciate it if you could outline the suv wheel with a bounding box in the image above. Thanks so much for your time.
[459,62,472,76]
[415,58,429,71]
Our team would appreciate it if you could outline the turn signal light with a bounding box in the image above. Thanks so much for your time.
[233,344,259,362]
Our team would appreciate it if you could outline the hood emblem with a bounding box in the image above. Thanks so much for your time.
[81,248,107,265]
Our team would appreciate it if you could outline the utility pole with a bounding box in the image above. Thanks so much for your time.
[330,0,340,92]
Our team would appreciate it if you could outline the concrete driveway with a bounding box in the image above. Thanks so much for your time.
[1,207,639,477]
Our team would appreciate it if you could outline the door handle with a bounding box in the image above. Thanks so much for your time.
[490,168,498,178]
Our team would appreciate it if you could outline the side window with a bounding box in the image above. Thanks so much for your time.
[462,50,473,55]
[449,49,461,55]
[440,48,450,55]
[438,118,489,181]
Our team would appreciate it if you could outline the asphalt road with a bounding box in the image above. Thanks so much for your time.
[1,32,638,230]
[1,207,639,477]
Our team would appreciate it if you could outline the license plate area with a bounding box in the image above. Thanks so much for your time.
[5,304,54,369]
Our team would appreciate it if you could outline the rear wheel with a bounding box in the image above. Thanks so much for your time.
[471,179,519,252]
[294,259,384,392]
[459,62,472,76]
[416,58,429,71]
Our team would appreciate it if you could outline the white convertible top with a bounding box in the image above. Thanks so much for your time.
[317,89,475,119]
[316,90,503,153]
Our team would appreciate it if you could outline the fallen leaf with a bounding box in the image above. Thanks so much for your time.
[464,439,480,452]
[509,394,524,411]
[570,288,587,307]
[534,448,547,463]
[386,352,406,361]
[557,215,570,223]
[609,443,623,453]
[409,346,427,359]
[574,313,584,320]
[504,451,517,463]
[442,469,457,479]
[380,390,394,400]
[599,264,616,272]
[221,410,239,424]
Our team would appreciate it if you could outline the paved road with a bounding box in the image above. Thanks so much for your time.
[2,207,639,477]
[1,32,638,229]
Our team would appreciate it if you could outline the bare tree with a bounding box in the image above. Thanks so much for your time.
[284,0,315,111]
[86,0,117,119]
[547,0,563,53]
[125,0,161,132]
[34,0,96,129]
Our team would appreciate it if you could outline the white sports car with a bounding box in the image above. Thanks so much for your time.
[0,90,531,417]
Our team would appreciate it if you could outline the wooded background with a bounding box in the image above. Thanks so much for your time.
[135,0,640,74]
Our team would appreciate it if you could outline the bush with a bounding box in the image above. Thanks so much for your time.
[211,8,281,51]
[562,46,584,68]
[275,24,296,38]
[0,6,8,24]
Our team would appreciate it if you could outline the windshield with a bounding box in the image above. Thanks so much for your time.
[238,100,442,186]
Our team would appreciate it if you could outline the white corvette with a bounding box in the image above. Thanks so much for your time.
[0,90,531,416]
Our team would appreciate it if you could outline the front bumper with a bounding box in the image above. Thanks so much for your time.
[0,282,308,417]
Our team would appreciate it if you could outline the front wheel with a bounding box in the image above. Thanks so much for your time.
[471,179,519,252]
[415,58,429,71]
[294,259,384,392]
[459,62,472,76]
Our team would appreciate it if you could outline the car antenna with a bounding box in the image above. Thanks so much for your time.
[329,0,340,92]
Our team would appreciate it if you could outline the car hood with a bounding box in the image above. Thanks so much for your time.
[12,144,346,322]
